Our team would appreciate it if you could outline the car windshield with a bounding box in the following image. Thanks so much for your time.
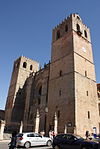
[75,135,84,140]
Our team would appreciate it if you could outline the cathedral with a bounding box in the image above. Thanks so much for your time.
[5,13,100,137]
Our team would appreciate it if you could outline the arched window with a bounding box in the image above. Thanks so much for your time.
[76,24,80,31]
[65,25,68,32]
[84,30,87,38]
[30,65,33,70]
[39,86,42,95]
[23,62,27,68]
[36,85,42,105]
[56,30,60,40]
[77,16,80,20]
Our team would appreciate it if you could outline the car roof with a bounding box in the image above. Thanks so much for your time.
[56,133,74,136]
[18,132,39,135]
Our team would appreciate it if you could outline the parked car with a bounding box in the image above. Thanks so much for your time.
[91,137,100,143]
[52,133,99,149]
[16,132,52,148]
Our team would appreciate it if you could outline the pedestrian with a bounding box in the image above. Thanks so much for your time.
[85,131,89,140]
[93,133,97,139]
[8,131,17,149]
[52,131,55,138]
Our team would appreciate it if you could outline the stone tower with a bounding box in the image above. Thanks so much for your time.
[47,13,99,136]
[5,56,39,130]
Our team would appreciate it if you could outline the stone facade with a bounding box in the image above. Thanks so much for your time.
[0,110,5,120]
[5,56,39,131]
[97,83,100,132]
[5,13,100,137]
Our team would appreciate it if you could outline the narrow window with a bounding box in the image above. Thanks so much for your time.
[84,30,87,38]
[85,71,87,77]
[98,103,100,116]
[59,70,62,77]
[30,65,33,70]
[58,110,60,118]
[86,91,88,96]
[76,24,80,31]
[88,111,90,119]
[65,25,68,32]
[23,62,27,68]
[56,30,60,40]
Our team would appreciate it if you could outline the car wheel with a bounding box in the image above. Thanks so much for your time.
[24,141,31,148]
[47,140,52,146]
[55,145,60,149]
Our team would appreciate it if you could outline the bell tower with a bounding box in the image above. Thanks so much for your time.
[5,56,39,130]
[47,14,99,136]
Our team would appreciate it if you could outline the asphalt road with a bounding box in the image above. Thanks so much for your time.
[1,141,100,149]
[0,142,53,149]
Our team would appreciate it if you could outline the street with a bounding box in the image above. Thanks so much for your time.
[0,141,53,149]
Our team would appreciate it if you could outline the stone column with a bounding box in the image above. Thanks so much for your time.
[0,120,5,141]
[19,121,23,133]
[54,112,58,135]
[64,124,67,133]
[35,109,40,133]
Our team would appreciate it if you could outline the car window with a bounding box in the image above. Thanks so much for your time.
[75,135,84,140]
[34,133,41,137]
[27,134,35,137]
[17,133,23,137]
[56,134,65,138]
[62,135,75,140]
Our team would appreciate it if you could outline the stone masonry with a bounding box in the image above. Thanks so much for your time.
[5,13,100,137]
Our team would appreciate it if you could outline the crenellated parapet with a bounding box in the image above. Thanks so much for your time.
[52,13,91,43]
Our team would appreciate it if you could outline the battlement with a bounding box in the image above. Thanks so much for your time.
[15,55,39,64]
[52,13,90,43]
[53,13,88,30]
[13,56,39,73]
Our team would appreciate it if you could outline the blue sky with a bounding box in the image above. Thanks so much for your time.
[0,0,100,110]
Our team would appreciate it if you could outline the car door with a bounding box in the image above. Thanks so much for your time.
[34,133,46,146]
[67,136,80,149]
[60,134,73,149]
[60,134,80,149]
[27,133,38,146]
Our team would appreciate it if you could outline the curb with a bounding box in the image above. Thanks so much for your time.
[0,140,10,143]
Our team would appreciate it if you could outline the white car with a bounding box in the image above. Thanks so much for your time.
[16,132,52,148]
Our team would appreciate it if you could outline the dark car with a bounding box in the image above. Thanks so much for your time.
[52,133,99,149]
